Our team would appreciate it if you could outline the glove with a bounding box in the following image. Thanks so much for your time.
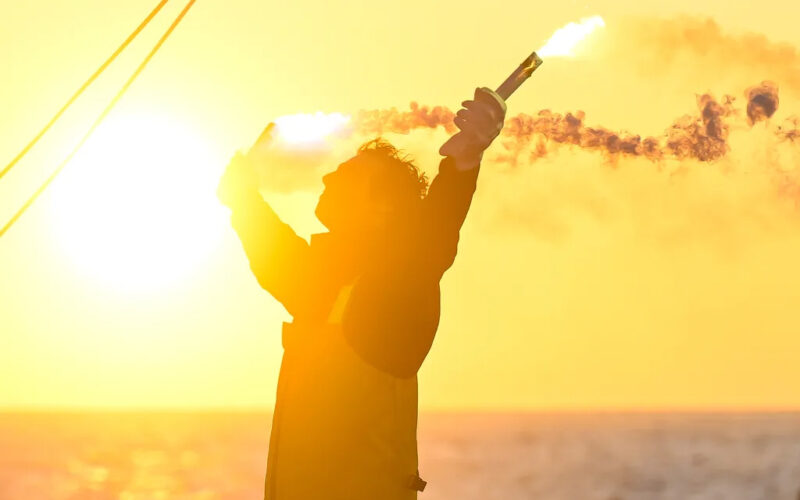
[439,87,507,170]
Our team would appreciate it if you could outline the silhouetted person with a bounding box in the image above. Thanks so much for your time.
[217,88,506,500]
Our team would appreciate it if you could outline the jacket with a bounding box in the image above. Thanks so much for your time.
[228,155,480,499]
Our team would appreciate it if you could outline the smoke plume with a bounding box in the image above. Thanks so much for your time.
[746,81,780,125]
[496,82,786,165]
[496,92,735,165]
[354,102,456,135]
[352,82,785,167]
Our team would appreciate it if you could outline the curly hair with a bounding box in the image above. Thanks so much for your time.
[354,138,429,204]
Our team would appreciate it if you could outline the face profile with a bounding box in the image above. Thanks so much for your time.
[315,159,373,233]
[314,140,430,236]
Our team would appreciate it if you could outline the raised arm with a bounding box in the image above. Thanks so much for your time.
[422,87,507,275]
[340,89,507,378]
[218,150,311,316]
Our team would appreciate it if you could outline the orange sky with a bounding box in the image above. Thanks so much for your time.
[1,0,800,410]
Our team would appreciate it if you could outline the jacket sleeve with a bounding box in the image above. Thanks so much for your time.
[419,156,481,276]
[227,181,311,317]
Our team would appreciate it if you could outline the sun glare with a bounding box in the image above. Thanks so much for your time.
[273,112,351,146]
[48,113,227,293]
[538,16,606,57]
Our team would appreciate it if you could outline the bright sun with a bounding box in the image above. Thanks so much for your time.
[48,112,227,293]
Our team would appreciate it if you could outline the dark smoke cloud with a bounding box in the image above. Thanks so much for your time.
[347,82,788,167]
[664,94,734,162]
[746,81,780,125]
[354,102,456,136]
[496,91,739,165]
[260,83,794,194]
[497,110,663,166]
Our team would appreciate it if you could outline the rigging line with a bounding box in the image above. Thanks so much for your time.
[0,0,197,239]
[0,0,170,182]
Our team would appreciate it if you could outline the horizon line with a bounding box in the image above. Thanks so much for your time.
[3,405,800,414]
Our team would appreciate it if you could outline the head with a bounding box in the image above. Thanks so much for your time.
[315,139,428,236]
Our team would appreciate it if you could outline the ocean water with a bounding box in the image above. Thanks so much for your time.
[0,412,798,500]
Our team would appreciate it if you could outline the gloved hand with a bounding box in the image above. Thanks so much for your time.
[439,87,507,170]
[217,123,275,208]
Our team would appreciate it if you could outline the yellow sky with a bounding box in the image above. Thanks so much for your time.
[2,0,800,410]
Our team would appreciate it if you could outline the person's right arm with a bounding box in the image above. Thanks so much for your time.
[217,151,311,316]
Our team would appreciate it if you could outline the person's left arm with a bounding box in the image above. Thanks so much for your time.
[420,86,507,276]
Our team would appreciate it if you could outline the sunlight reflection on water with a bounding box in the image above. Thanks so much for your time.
[1,412,799,500]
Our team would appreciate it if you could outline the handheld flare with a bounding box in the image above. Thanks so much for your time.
[439,51,543,157]
[496,51,544,101]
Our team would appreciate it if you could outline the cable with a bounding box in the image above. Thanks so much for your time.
[0,0,169,182]
[0,0,197,239]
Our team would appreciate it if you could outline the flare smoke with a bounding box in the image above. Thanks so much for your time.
[746,81,780,125]
[354,102,456,136]
[351,81,788,166]
[498,83,781,165]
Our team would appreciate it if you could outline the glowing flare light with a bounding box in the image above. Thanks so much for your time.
[273,112,351,146]
[537,16,606,58]
[269,16,606,148]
